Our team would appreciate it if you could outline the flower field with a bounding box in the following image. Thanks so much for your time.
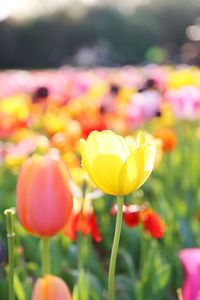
[1,65,200,300]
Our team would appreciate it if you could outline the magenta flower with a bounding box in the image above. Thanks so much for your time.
[179,248,200,300]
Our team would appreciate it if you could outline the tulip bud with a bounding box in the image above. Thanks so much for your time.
[32,275,72,300]
[17,152,73,237]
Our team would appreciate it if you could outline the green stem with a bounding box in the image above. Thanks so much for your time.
[41,238,50,275]
[108,195,124,300]
[4,208,16,300]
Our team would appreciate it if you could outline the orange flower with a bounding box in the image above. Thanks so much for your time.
[154,128,177,152]
[17,151,73,237]
[32,275,72,300]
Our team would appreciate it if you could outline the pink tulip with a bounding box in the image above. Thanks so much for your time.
[179,249,200,300]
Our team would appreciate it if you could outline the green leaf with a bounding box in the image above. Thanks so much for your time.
[152,264,171,294]
[14,274,25,300]
[88,273,103,300]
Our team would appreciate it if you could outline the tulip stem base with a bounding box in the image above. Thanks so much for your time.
[108,195,124,300]
[4,208,16,300]
[42,238,50,275]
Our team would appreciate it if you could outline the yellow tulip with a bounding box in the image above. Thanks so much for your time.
[80,130,156,196]
[4,154,26,170]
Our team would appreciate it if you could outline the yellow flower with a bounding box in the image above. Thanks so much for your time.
[4,154,26,170]
[43,113,66,135]
[0,94,30,121]
[80,130,156,196]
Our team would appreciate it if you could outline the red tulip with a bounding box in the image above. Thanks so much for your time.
[32,275,72,300]
[110,204,140,227]
[141,208,166,239]
[64,210,102,242]
[17,151,73,237]
[111,204,166,239]
[123,205,140,227]
[80,113,107,138]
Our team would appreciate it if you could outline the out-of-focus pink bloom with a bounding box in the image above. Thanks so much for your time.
[126,104,144,128]
[167,86,200,120]
[179,249,200,300]
[126,90,162,128]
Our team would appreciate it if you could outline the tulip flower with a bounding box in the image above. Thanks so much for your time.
[123,205,140,227]
[64,196,102,242]
[80,130,156,196]
[140,208,166,239]
[80,130,156,300]
[179,249,200,300]
[32,275,72,300]
[16,151,73,237]
[80,112,107,138]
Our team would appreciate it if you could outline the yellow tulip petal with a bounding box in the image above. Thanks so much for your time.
[136,131,154,146]
[80,139,104,190]
[119,144,156,195]
[82,131,130,163]
[80,139,113,194]
[96,131,130,160]
[136,131,146,146]
[91,154,124,195]
[80,132,99,164]
[125,136,137,152]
